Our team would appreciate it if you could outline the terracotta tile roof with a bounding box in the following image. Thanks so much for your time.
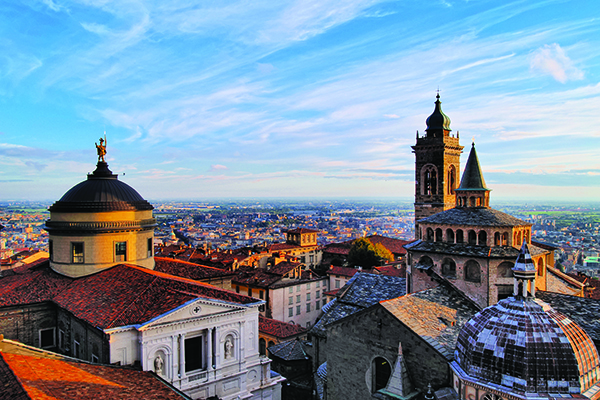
[366,235,411,256]
[373,264,406,278]
[0,338,190,399]
[0,262,258,331]
[154,257,235,280]
[267,243,300,252]
[327,266,359,277]
[567,273,600,300]
[232,270,282,288]
[537,291,600,343]
[259,316,307,340]
[322,243,351,255]
[268,261,301,276]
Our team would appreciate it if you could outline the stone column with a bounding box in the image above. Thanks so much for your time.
[207,328,213,371]
[179,334,185,378]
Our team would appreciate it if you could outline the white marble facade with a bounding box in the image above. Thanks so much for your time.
[107,298,283,400]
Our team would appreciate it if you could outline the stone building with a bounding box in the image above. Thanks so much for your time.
[0,156,283,400]
[406,97,583,308]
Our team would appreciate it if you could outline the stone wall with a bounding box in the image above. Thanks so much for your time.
[326,305,450,400]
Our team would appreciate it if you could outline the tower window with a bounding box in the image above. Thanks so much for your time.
[49,240,53,262]
[147,238,153,257]
[446,229,454,243]
[72,242,84,264]
[465,260,481,283]
[456,230,464,243]
[115,241,127,262]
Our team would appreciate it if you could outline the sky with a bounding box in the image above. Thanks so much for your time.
[0,0,599,202]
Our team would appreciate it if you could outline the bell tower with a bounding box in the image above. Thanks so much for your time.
[412,94,463,229]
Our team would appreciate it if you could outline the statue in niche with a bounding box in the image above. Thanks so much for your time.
[154,354,164,375]
[95,135,107,162]
[224,337,234,359]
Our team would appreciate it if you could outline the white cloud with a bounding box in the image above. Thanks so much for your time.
[530,43,584,83]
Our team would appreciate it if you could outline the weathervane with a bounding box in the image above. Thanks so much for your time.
[95,133,107,163]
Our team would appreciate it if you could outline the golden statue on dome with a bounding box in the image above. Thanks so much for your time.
[95,134,107,162]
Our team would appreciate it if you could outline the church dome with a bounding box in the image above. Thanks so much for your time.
[49,162,153,213]
[455,296,600,395]
[425,93,451,134]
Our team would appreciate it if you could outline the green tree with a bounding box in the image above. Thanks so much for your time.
[347,238,393,268]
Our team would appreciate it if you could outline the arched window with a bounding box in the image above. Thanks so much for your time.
[422,165,438,196]
[497,262,514,278]
[465,260,481,283]
[478,231,487,246]
[524,230,530,244]
[435,228,442,242]
[456,230,464,243]
[502,232,508,246]
[517,232,522,246]
[468,230,477,245]
[469,197,476,207]
[448,166,456,195]
[494,232,501,246]
[537,259,544,276]
[372,357,392,393]
[442,258,456,278]
[426,228,434,241]
[259,338,266,356]
[446,229,455,243]
[418,256,433,268]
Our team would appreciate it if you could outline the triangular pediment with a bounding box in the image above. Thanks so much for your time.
[141,299,244,329]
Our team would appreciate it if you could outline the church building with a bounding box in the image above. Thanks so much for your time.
[0,146,283,400]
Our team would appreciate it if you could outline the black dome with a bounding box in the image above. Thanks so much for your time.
[425,93,451,134]
[49,162,153,212]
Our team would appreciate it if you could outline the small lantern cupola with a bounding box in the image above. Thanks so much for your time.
[512,240,537,298]
[425,93,452,138]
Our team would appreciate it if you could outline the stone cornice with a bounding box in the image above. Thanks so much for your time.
[45,218,157,233]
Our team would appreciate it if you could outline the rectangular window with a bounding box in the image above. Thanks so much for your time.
[306,303,311,312]
[296,295,301,303]
[289,287,293,294]
[316,281,320,288]
[306,293,311,301]
[306,282,311,289]
[335,280,340,288]
[236,286,240,293]
[316,300,320,309]
[296,305,301,315]
[259,290,264,300]
[248,288,253,297]
[73,340,80,358]
[316,291,320,298]
[296,285,301,292]
[49,240,53,262]
[185,336,204,372]
[72,242,84,264]
[288,297,293,305]
[115,241,127,262]
[147,238,153,257]
[39,328,55,348]
[288,308,293,317]
[58,330,65,349]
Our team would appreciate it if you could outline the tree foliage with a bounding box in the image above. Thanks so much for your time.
[347,238,393,268]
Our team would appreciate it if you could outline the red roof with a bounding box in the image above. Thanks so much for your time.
[0,261,258,330]
[327,266,359,277]
[366,235,410,256]
[0,342,189,399]
[154,257,235,280]
[373,264,406,278]
[259,316,307,339]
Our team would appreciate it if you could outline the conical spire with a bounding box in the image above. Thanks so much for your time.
[457,143,488,191]
[379,343,418,399]
[425,93,451,136]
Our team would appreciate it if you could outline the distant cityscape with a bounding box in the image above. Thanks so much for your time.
[2,199,599,276]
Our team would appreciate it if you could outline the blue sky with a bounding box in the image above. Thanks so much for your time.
[1,0,599,202]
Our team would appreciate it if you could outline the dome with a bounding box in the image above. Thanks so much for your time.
[49,162,153,213]
[425,93,451,134]
[455,296,600,395]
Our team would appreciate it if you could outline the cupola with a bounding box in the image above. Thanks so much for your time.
[425,93,452,138]
[45,139,156,278]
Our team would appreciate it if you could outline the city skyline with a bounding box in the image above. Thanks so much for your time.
[1,0,599,201]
